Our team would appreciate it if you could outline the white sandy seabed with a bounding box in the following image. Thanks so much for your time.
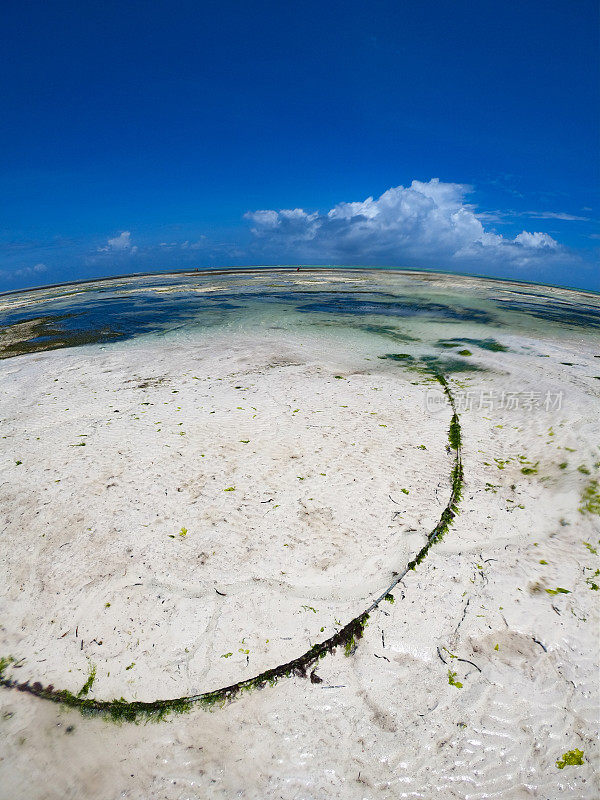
[0,323,598,800]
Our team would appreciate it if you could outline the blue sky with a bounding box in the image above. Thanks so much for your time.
[1,0,598,292]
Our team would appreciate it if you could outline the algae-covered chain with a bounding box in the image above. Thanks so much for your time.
[0,369,463,722]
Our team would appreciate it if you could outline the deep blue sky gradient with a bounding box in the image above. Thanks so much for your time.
[1,1,598,291]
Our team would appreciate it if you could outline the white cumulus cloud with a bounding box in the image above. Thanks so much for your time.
[244,179,563,269]
[514,230,559,249]
[98,231,138,253]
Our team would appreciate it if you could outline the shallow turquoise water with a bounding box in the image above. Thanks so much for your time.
[1,268,599,362]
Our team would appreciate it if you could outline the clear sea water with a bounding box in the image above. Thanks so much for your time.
[1,268,599,362]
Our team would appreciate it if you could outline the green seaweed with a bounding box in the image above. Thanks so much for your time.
[448,414,461,449]
[448,670,463,688]
[0,613,372,722]
[77,664,97,697]
[580,480,600,515]
[556,749,584,768]
[521,464,539,475]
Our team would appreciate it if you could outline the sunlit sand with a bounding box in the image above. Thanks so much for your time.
[1,269,598,799]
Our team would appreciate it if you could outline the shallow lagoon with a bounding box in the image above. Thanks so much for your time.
[1,267,599,364]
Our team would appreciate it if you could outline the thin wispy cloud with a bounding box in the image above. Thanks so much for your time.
[0,262,47,281]
[245,179,566,269]
[486,209,592,223]
[522,211,590,222]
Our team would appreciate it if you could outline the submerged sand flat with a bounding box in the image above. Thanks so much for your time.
[0,269,599,799]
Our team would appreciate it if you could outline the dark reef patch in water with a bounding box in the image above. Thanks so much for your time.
[189,289,402,306]
[0,315,123,359]
[296,297,495,323]
[379,353,487,374]
[0,294,244,359]
[493,298,600,329]
[311,320,420,343]
[435,337,509,353]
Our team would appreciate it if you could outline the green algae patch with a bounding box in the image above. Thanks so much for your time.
[77,664,97,697]
[521,464,539,475]
[0,657,14,678]
[580,480,600,515]
[556,749,585,768]
[448,414,461,449]
[448,670,463,688]
[545,587,570,596]
[342,615,369,657]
